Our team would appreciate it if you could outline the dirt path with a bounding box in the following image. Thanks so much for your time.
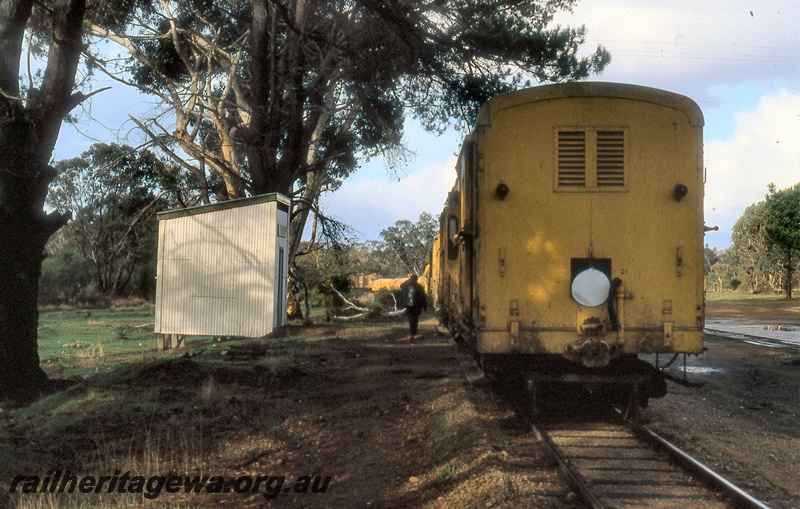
[232,321,576,508]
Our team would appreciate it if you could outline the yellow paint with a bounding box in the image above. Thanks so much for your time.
[434,83,705,361]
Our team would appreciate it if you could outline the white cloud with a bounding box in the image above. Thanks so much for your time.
[704,90,800,247]
[320,156,458,240]
[553,0,799,97]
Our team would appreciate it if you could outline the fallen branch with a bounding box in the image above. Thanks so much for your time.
[331,312,371,321]
[321,283,369,312]
[330,308,406,321]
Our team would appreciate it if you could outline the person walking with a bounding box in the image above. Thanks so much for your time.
[401,275,427,340]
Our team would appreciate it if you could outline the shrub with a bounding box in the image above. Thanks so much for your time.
[39,249,93,305]
[374,288,404,311]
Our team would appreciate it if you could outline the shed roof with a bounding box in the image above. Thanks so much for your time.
[157,192,290,221]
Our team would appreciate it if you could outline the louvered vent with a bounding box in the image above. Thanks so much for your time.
[557,131,586,187]
[596,130,625,187]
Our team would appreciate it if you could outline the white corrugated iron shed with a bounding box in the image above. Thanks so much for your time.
[154,193,290,338]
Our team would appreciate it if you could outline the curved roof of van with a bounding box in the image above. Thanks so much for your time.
[475,82,704,128]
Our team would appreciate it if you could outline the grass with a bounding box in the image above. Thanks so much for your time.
[1,308,460,508]
[706,291,798,308]
[778,353,800,366]
[36,306,222,380]
[436,462,461,480]
[2,309,346,509]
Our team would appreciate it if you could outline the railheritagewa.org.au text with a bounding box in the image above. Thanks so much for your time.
[9,470,331,500]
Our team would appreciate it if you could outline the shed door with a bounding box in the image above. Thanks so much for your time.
[276,247,286,327]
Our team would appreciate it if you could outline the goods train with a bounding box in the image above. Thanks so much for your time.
[431,82,706,416]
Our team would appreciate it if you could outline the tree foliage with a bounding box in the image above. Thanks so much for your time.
[707,262,731,293]
[379,212,439,277]
[39,249,93,304]
[763,183,800,299]
[727,184,800,298]
[703,246,720,274]
[47,143,174,297]
[295,212,438,287]
[729,202,772,294]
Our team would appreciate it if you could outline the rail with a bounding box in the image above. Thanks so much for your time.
[629,422,771,509]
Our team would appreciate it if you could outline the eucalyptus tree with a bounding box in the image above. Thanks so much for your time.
[730,202,773,294]
[763,183,800,299]
[0,0,162,403]
[730,184,800,297]
[87,0,610,271]
[379,212,438,277]
[48,143,174,296]
[1,0,93,402]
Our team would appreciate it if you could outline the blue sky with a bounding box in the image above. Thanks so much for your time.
[54,1,799,250]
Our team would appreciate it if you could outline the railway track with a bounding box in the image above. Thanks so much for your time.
[534,418,770,509]
[704,328,800,352]
[453,345,771,509]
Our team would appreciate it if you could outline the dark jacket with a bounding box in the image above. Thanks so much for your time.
[402,279,427,314]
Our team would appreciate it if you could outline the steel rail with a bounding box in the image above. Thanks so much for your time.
[630,423,771,509]
[531,425,608,509]
[704,329,800,352]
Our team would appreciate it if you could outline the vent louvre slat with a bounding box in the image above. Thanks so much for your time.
[558,131,586,186]
[596,130,625,188]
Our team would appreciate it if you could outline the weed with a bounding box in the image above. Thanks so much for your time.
[779,353,800,366]
[8,428,205,509]
[199,375,227,404]
[769,402,797,426]
[111,325,132,339]
[76,343,105,366]
[257,354,297,377]
[436,461,461,479]
[62,341,91,349]
[746,365,764,387]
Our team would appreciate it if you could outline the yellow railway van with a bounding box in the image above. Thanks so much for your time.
[433,82,705,414]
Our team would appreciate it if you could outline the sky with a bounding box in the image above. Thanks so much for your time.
[54,1,799,250]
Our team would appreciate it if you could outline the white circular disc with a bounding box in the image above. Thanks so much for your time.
[571,268,611,307]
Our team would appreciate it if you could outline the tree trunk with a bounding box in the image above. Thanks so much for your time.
[0,0,87,403]
[286,286,303,320]
[0,214,58,402]
[783,257,794,300]
[0,153,69,402]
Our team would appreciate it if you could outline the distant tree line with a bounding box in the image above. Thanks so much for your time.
[706,183,800,299]
[296,212,437,278]
[40,143,187,306]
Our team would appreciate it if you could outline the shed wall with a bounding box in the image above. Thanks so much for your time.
[155,195,289,337]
